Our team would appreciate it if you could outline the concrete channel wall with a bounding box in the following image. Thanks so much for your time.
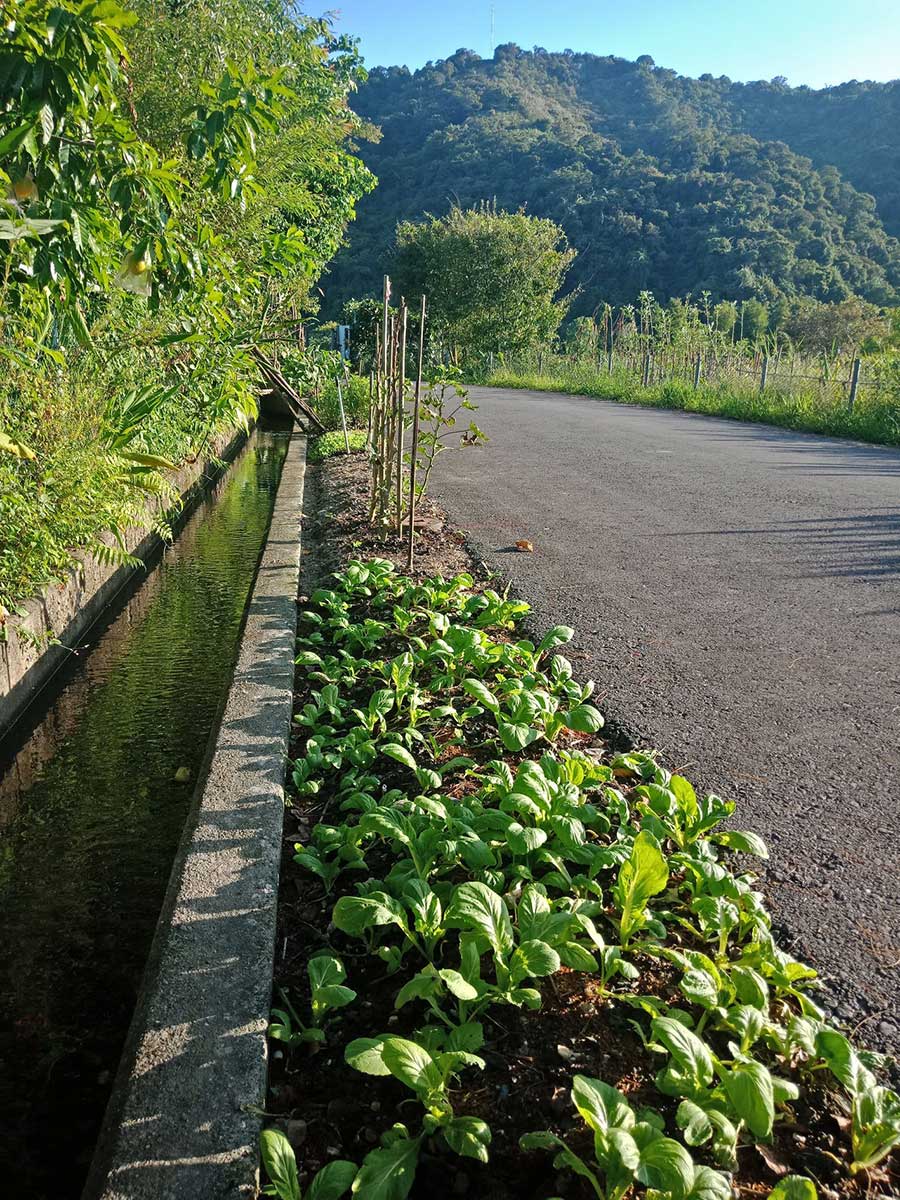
[84,429,307,1200]
[0,428,246,739]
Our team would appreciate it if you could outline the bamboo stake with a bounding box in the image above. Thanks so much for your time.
[367,365,374,452]
[369,320,381,521]
[336,371,350,454]
[371,278,392,524]
[395,303,408,533]
[407,294,426,571]
[380,313,398,528]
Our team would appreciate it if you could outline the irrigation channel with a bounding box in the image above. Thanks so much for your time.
[0,423,291,1199]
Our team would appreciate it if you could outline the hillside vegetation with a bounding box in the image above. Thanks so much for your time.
[325,46,900,315]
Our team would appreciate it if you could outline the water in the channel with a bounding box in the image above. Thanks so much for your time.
[0,425,290,1198]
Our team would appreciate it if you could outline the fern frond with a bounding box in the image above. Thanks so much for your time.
[89,539,142,570]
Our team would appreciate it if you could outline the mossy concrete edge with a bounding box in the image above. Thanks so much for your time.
[83,428,307,1200]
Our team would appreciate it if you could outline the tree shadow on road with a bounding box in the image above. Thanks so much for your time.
[656,510,900,582]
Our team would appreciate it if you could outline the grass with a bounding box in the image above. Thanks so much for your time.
[307,429,367,463]
[485,363,900,447]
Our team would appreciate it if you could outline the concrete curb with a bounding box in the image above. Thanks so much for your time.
[84,429,307,1200]
[0,428,246,739]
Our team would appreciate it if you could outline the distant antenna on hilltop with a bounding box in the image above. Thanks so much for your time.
[490,3,495,55]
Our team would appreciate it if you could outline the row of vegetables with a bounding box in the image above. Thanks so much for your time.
[261,558,899,1200]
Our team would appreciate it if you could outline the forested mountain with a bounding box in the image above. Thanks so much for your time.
[325,46,900,317]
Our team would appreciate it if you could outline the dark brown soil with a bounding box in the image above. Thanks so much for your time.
[299,452,477,595]
[267,451,898,1200]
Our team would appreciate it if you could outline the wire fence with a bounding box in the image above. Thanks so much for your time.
[485,345,899,413]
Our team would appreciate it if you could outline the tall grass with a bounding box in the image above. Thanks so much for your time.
[485,361,900,446]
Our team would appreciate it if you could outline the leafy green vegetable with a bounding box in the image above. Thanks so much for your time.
[277,559,893,1197]
[614,831,669,945]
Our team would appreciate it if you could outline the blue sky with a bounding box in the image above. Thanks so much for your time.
[321,0,899,89]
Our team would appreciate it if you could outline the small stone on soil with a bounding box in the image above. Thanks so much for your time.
[286,1119,307,1148]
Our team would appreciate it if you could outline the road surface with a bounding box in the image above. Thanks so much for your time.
[433,386,900,1056]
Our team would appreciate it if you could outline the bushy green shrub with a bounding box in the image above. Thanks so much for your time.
[307,430,367,463]
[315,376,371,434]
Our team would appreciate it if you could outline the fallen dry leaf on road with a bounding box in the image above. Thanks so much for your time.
[515,539,534,552]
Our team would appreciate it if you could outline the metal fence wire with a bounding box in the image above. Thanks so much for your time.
[493,346,897,413]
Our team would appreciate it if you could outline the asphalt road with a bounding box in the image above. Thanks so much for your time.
[432,386,900,1057]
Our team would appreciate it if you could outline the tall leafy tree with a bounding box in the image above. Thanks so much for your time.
[393,203,575,359]
[0,0,375,609]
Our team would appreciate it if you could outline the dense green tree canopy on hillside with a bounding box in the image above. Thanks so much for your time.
[322,46,900,317]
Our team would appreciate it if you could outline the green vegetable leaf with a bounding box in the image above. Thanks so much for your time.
[651,1018,715,1090]
[571,1075,634,1134]
[636,1135,695,1199]
[497,719,540,752]
[307,1160,359,1200]
[446,882,513,955]
[308,954,346,991]
[352,1134,422,1200]
[615,831,669,941]
[507,822,548,855]
[558,942,599,972]
[768,1177,819,1200]
[538,625,574,652]
[714,829,769,859]
[381,1037,443,1095]
[564,704,604,733]
[687,1164,734,1200]
[439,968,479,1001]
[722,1060,775,1140]
[382,744,417,770]
[443,1115,492,1162]
[260,1128,300,1200]
[676,1098,714,1146]
[680,968,719,1010]
[345,1036,391,1076]
[333,893,406,937]
[815,1028,876,1095]
[462,678,500,712]
[510,939,561,980]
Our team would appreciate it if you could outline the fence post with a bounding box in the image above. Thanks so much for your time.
[607,346,613,374]
[538,350,544,375]
[759,356,769,393]
[693,353,702,390]
[848,358,861,411]
[642,352,651,387]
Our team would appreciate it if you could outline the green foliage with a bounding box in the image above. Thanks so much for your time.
[324,48,900,316]
[259,1127,357,1200]
[307,430,367,463]
[413,371,487,498]
[273,557,899,1195]
[392,202,575,359]
[268,953,356,1047]
[487,361,900,447]
[0,0,374,613]
[521,1076,731,1200]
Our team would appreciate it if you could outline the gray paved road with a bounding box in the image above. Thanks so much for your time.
[433,387,900,1055]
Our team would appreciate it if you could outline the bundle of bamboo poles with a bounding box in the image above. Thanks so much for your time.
[367,275,427,569]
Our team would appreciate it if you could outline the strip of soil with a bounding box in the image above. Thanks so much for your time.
[267,451,897,1200]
